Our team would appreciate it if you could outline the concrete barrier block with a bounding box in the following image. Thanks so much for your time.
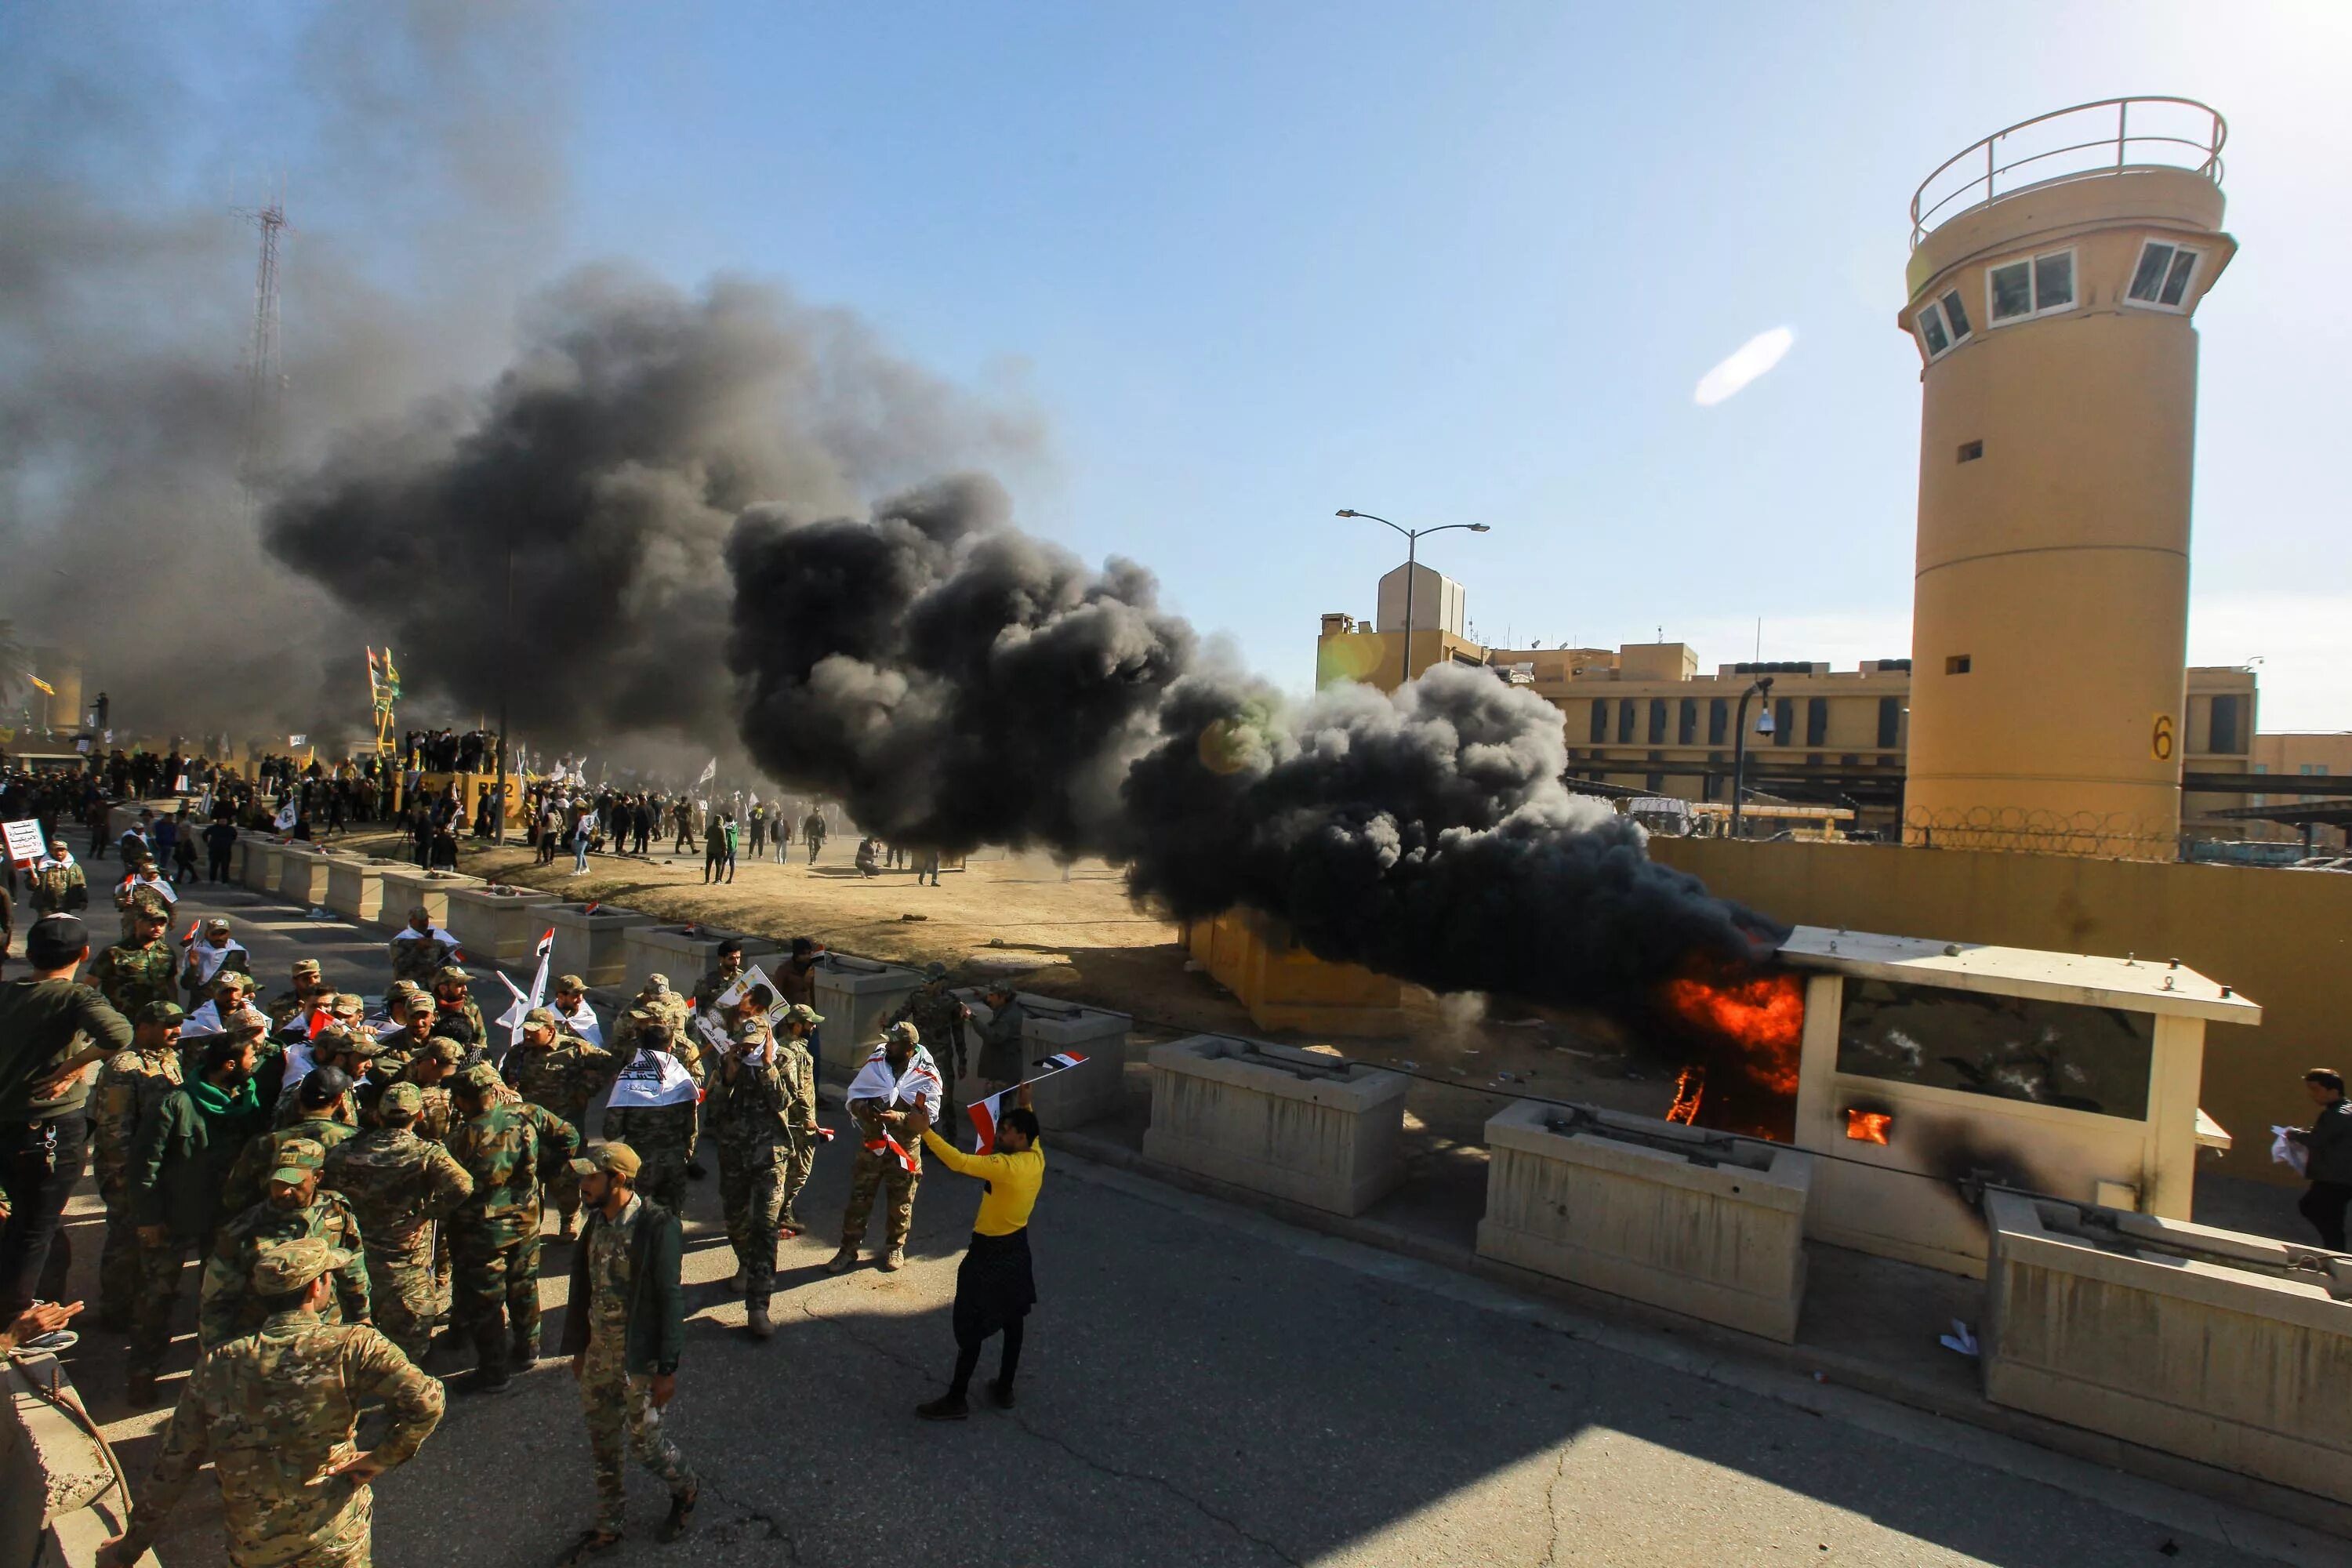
[546,902,655,989]
[1984,1192,2352,1503]
[325,856,407,924]
[241,840,285,893]
[4,1353,129,1567]
[957,992,1130,1130]
[620,925,780,1009]
[376,868,484,931]
[1143,1035,1407,1215]
[1475,1099,1814,1343]
[275,845,331,906]
[444,885,562,968]
[811,955,925,1086]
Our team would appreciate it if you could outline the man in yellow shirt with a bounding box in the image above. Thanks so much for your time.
[915,1104,1043,1421]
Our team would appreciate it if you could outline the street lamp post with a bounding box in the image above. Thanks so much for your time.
[1730,676,1775,839]
[1334,510,1491,686]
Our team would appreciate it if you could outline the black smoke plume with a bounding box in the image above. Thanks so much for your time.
[727,494,1784,1005]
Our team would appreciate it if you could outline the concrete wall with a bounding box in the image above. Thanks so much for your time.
[325,856,407,924]
[1650,837,2350,1185]
[444,887,561,968]
[4,1353,140,1567]
[1185,908,1406,1036]
[376,868,484,931]
[1143,1036,1407,1215]
[546,903,655,989]
[808,956,924,1087]
[1984,1192,2352,1504]
[956,993,1129,1131]
[1478,1099,1813,1342]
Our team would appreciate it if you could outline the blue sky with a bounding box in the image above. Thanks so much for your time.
[10,1,2349,726]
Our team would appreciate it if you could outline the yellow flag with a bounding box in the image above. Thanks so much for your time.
[27,676,54,696]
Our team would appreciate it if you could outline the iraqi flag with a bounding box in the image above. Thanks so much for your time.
[494,928,557,1046]
[966,1051,1089,1153]
[865,1131,918,1173]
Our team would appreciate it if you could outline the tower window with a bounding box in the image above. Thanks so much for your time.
[1877,696,1901,748]
[1806,697,1829,746]
[1708,697,1728,745]
[1915,287,1974,362]
[1678,698,1698,745]
[1588,701,1607,743]
[1647,698,1668,744]
[1957,440,1984,463]
[1945,655,1971,675]
[2128,240,2201,311]
[1987,248,2078,325]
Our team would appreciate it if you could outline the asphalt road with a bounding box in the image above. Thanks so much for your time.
[54,876,2331,1568]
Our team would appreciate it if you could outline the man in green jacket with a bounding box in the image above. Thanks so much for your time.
[125,1026,269,1403]
[560,1142,697,1557]
[0,913,134,1315]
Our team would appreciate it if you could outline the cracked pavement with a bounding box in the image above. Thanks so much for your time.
[69,883,2332,1567]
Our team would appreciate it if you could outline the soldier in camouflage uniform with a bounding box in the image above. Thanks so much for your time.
[828,1020,939,1274]
[398,1036,467,1140]
[707,986,791,1338]
[225,1065,360,1218]
[114,855,176,942]
[92,1000,186,1329]
[445,1065,573,1392]
[503,1007,615,1238]
[30,838,87,915]
[374,997,439,1085]
[98,1237,445,1568]
[267,958,331,1034]
[387,905,458,986]
[87,903,180,1019]
[601,1020,701,1214]
[559,1143,698,1555]
[199,1136,370,1348]
[180,916,254,1009]
[888,961,971,1137]
[622,972,702,1174]
[429,965,488,1061]
[772,1003,823,1235]
[322,1082,473,1364]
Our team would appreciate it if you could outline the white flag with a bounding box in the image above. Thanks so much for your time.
[494,928,556,1047]
[697,757,717,786]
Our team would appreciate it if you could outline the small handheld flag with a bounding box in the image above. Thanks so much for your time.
[966,1051,1089,1152]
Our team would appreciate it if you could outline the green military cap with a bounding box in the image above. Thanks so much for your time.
[423,1037,464,1065]
[251,1236,352,1294]
[568,1141,641,1181]
[779,1002,824,1028]
[639,973,671,996]
[212,971,252,993]
[434,964,470,983]
[136,1000,187,1025]
[884,1020,920,1047]
[923,960,949,981]
[523,1007,557,1028]
[387,980,424,1000]
[291,957,322,975]
[555,974,587,993]
[379,1082,424,1117]
[457,1062,502,1094]
[269,1136,328,1185]
[341,1031,387,1060]
[205,917,233,935]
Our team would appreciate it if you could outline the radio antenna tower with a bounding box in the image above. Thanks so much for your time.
[231,188,292,490]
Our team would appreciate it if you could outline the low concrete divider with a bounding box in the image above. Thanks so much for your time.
[3,1352,138,1567]
[620,925,779,1008]
[547,902,655,989]
[445,885,562,967]
[276,844,331,906]
[810,954,924,1085]
[1142,1036,1406,1215]
[1476,1099,1814,1343]
[377,867,484,931]
[325,855,408,924]
[1984,1191,2352,1504]
[958,992,1129,1130]
[241,839,285,893]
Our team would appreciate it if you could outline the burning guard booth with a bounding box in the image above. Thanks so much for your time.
[1777,927,2254,1277]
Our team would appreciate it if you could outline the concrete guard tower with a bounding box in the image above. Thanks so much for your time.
[1898,99,2232,858]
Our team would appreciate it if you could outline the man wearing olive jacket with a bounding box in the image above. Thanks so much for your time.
[559,1142,698,1559]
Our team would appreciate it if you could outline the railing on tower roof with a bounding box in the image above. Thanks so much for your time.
[1910,96,2226,250]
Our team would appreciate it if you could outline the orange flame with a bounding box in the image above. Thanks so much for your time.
[1845,1109,1893,1145]
[1661,969,1804,1096]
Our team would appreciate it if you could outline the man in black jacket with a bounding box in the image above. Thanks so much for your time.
[561,1142,697,1559]
[2289,1069,2352,1250]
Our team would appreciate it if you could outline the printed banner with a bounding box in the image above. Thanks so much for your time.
[2,818,46,866]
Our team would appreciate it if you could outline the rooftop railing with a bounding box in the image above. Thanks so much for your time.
[1911,97,2226,250]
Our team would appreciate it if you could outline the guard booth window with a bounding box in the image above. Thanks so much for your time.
[1837,979,2152,1121]
[2208,694,2243,755]
[1648,699,1668,744]
[1806,697,1829,746]
[1877,696,1901,749]
[1588,701,1608,743]
[1678,698,1698,745]
[1617,699,1637,744]
[1772,696,1794,747]
[1708,698,1729,745]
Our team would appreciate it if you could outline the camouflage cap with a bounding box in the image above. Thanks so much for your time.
[423,1037,464,1065]
[205,917,232,933]
[456,1062,503,1094]
[340,1030,387,1060]
[523,1007,557,1028]
[434,964,470,984]
[923,960,949,981]
[568,1141,641,1181]
[379,1081,425,1117]
[212,970,252,993]
[555,974,587,993]
[135,1000,187,1025]
[291,958,322,975]
[884,1020,920,1047]
[269,1136,328,1185]
[778,1002,824,1029]
[387,980,424,1001]
[639,973,671,996]
[251,1236,352,1294]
